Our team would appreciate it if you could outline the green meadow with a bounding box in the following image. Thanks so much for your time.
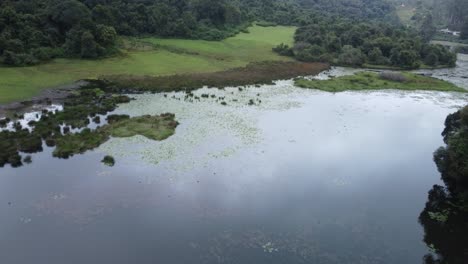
[0,25,295,104]
[396,5,415,27]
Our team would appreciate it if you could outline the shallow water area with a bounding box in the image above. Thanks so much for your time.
[0,79,467,264]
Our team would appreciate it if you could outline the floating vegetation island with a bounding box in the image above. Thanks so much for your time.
[0,88,178,167]
[294,71,466,93]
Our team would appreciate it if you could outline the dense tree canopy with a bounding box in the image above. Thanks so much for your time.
[418,105,468,264]
[275,18,457,68]
[0,0,440,66]
[434,106,468,200]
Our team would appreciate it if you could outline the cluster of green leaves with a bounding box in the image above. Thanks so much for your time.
[418,105,468,264]
[0,0,120,66]
[434,105,468,201]
[277,19,457,69]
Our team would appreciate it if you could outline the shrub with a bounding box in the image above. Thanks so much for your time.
[379,72,407,82]
[3,50,40,66]
[272,43,294,56]
[338,45,366,66]
[101,155,115,166]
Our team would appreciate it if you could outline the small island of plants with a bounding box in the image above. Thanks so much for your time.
[0,88,179,168]
[294,71,466,93]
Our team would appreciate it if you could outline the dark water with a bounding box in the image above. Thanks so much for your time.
[0,85,466,264]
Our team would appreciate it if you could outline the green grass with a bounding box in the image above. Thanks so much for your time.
[294,72,466,93]
[53,114,178,158]
[0,25,296,104]
[105,114,178,141]
[396,5,415,27]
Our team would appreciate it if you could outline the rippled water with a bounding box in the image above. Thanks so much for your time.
[0,76,467,263]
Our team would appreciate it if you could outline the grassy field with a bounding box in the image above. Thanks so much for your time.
[396,5,415,27]
[295,72,466,93]
[0,25,295,104]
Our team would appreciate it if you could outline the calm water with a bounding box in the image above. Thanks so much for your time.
[0,79,467,263]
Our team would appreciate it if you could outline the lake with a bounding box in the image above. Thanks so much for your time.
[0,73,467,263]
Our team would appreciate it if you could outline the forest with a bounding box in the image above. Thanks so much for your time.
[395,0,468,40]
[273,18,457,68]
[0,0,403,66]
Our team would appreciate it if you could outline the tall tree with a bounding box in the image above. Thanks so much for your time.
[420,14,436,42]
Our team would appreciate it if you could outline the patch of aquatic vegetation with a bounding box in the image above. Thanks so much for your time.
[262,242,279,253]
[295,71,466,93]
[100,79,468,174]
[100,82,312,171]
[0,88,177,167]
[196,229,331,263]
[53,114,178,159]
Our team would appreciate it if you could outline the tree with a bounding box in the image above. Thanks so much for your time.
[49,0,92,32]
[390,48,420,69]
[368,47,387,65]
[461,22,468,40]
[3,50,19,65]
[433,106,468,199]
[424,52,439,66]
[338,45,365,66]
[80,31,98,58]
[92,5,115,26]
[94,25,117,48]
[420,14,436,42]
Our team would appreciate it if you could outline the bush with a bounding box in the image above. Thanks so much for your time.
[379,72,407,82]
[101,155,115,166]
[32,47,62,62]
[368,47,390,65]
[390,48,420,69]
[424,52,439,66]
[272,43,294,56]
[2,50,39,66]
[338,45,366,66]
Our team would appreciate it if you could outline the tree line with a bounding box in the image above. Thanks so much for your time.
[274,17,456,69]
[0,0,251,66]
[0,0,413,66]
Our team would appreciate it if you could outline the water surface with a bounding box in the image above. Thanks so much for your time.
[0,80,467,264]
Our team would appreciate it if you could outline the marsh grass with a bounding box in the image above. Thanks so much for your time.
[101,61,329,93]
[0,88,178,167]
[54,114,178,158]
[294,72,466,93]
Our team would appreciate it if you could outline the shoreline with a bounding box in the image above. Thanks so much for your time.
[0,80,93,118]
[2,57,466,118]
[0,61,329,118]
